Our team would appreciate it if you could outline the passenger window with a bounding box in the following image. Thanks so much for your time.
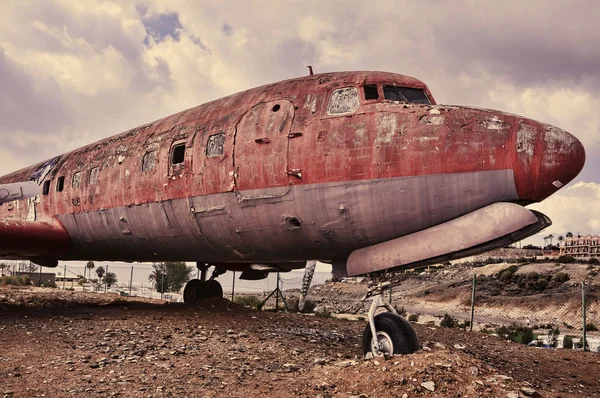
[89,167,99,185]
[56,176,65,192]
[327,87,359,115]
[364,84,378,100]
[171,144,185,165]
[142,151,157,172]
[72,172,81,188]
[206,133,225,158]
[43,181,50,195]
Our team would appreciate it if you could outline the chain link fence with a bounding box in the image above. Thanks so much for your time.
[390,257,600,352]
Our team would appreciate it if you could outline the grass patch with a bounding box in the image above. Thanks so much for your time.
[314,306,333,318]
[233,295,263,310]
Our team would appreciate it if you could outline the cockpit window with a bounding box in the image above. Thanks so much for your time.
[383,86,431,105]
[327,87,360,115]
[363,84,379,100]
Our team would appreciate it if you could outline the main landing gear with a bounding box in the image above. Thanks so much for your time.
[362,281,419,357]
[183,263,225,303]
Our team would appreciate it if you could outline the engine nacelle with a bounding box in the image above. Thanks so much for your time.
[344,202,551,276]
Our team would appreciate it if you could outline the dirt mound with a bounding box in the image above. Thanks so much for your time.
[1,287,599,397]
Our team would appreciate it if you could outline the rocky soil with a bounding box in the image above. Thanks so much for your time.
[1,287,600,397]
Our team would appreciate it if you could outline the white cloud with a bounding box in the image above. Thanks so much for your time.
[526,182,600,244]
[0,0,597,201]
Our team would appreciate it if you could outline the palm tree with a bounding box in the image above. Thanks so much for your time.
[548,234,554,248]
[86,261,95,277]
[95,266,105,290]
[0,262,6,276]
[558,235,564,247]
[566,232,573,238]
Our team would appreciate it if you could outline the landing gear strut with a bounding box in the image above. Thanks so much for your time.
[183,263,225,303]
[362,281,419,357]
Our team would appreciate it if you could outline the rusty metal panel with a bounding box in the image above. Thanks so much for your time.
[0,70,585,267]
[234,100,294,196]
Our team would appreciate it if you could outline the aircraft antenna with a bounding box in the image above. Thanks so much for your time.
[307,65,314,75]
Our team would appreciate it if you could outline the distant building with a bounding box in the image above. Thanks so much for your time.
[15,272,56,285]
[560,235,600,258]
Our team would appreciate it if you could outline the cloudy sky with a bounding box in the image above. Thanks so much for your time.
[1,0,598,246]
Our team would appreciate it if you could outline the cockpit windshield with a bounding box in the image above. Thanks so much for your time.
[383,85,431,105]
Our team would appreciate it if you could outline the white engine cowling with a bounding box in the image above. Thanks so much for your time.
[345,202,551,276]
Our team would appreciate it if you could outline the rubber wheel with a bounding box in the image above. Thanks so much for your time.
[206,280,223,298]
[362,314,411,356]
[183,279,205,303]
[378,312,419,354]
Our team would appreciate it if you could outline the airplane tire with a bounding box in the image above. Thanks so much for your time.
[377,312,419,354]
[206,280,223,298]
[362,314,411,356]
[183,279,205,303]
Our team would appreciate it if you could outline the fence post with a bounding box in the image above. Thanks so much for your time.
[231,271,236,300]
[161,274,164,300]
[582,281,587,351]
[105,265,108,293]
[63,264,66,289]
[129,266,133,297]
[275,273,280,311]
[470,274,477,332]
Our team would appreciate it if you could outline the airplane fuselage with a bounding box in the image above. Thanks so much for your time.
[0,71,585,273]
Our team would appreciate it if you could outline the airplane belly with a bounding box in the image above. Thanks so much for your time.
[55,169,518,263]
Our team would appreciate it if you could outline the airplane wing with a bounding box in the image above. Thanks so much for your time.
[0,219,71,266]
[0,181,40,204]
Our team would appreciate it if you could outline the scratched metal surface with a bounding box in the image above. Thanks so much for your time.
[0,71,585,266]
[54,170,517,263]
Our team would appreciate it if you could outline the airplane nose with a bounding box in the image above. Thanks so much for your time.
[514,120,585,202]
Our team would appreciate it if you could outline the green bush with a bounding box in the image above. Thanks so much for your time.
[536,277,548,290]
[588,258,600,265]
[586,323,599,332]
[498,265,518,279]
[496,325,535,344]
[41,280,57,288]
[0,275,32,286]
[233,295,263,310]
[556,255,576,264]
[458,320,471,329]
[526,272,539,280]
[563,335,574,349]
[440,313,456,328]
[500,270,514,280]
[408,314,419,322]
[554,272,570,283]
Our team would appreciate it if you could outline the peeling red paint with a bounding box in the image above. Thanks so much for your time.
[0,71,585,267]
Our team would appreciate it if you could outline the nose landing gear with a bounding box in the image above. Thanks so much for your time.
[362,281,419,357]
[183,263,225,303]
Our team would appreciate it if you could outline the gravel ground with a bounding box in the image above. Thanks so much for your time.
[1,286,599,397]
